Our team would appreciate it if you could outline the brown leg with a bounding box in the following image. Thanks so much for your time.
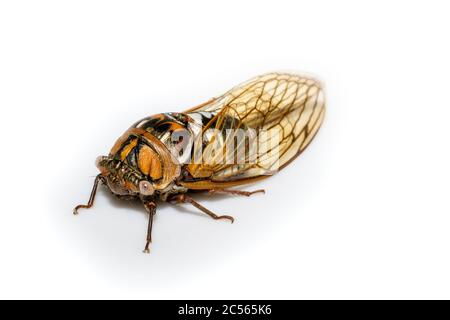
[142,200,157,254]
[208,188,265,197]
[170,194,234,223]
[73,174,103,215]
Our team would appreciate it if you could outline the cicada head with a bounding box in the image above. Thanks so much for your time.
[95,155,154,197]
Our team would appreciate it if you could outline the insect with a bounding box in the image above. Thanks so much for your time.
[74,72,325,253]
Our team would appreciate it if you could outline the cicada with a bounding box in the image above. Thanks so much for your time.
[74,73,325,252]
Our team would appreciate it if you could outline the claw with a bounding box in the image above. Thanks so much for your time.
[73,204,87,215]
[216,215,235,223]
[143,241,151,254]
[248,189,265,196]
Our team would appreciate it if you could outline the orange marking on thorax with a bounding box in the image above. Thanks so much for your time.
[138,145,163,180]
[119,138,138,160]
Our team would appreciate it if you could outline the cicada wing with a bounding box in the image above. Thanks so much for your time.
[184,73,325,184]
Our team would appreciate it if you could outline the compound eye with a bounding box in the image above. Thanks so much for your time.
[95,156,105,169]
[95,156,109,175]
[139,180,154,196]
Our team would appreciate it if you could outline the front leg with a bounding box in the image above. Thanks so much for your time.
[73,174,104,215]
[142,200,157,253]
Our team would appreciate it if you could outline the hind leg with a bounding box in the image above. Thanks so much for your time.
[169,194,234,223]
[208,188,265,197]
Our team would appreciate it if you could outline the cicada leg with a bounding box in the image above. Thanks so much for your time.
[208,188,265,197]
[142,200,157,254]
[169,194,234,223]
[73,174,104,215]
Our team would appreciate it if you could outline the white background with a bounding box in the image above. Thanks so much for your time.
[1,0,449,299]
